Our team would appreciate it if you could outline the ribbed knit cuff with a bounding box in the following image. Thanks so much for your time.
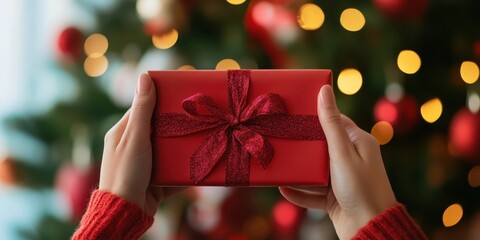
[353,203,428,240]
[72,190,154,240]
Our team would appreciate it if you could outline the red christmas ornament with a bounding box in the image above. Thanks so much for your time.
[272,199,304,239]
[245,0,295,68]
[56,27,84,59]
[56,164,99,221]
[449,108,480,162]
[144,19,173,36]
[474,41,480,59]
[374,95,419,135]
[372,0,428,20]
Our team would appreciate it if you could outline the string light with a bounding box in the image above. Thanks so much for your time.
[216,58,240,70]
[371,121,394,145]
[442,203,463,227]
[297,3,325,31]
[152,29,178,49]
[337,68,363,95]
[84,55,108,77]
[468,166,480,188]
[467,92,480,113]
[397,50,421,74]
[460,61,479,84]
[385,82,404,102]
[84,33,108,57]
[340,8,365,32]
[420,98,442,123]
[178,65,196,70]
[136,0,163,21]
[226,0,246,5]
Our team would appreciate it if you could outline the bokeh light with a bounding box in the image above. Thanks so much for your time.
[136,0,163,21]
[385,82,404,102]
[178,65,196,70]
[420,98,442,123]
[340,8,365,32]
[216,58,240,70]
[273,201,298,229]
[397,50,421,74]
[442,203,463,227]
[84,33,108,57]
[243,216,270,240]
[468,166,480,188]
[460,61,479,84]
[84,55,108,77]
[375,99,398,124]
[371,121,394,145]
[252,1,275,28]
[467,92,480,113]
[337,68,363,95]
[152,29,178,49]
[297,3,325,31]
[226,0,246,5]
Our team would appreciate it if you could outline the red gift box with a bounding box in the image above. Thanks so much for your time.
[149,69,331,186]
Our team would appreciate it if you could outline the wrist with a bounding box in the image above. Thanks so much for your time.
[111,187,145,210]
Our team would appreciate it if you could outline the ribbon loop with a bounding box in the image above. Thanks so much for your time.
[240,93,286,122]
[182,93,228,123]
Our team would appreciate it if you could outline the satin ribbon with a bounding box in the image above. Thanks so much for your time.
[152,70,325,186]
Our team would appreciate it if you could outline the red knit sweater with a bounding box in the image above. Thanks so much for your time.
[72,190,153,240]
[72,190,428,240]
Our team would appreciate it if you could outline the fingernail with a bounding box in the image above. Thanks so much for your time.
[320,85,335,106]
[136,74,152,95]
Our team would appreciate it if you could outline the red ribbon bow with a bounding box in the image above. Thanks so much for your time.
[152,70,325,186]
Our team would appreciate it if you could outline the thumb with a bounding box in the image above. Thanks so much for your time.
[125,73,156,140]
[317,85,355,159]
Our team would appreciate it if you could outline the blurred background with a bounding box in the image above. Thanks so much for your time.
[0,0,479,239]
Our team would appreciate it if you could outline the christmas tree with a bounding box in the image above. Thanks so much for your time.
[4,0,480,239]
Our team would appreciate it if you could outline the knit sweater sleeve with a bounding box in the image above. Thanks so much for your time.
[71,190,154,240]
[353,203,428,240]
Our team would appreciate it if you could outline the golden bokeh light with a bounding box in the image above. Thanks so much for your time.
[337,68,363,95]
[468,166,480,188]
[397,50,421,74]
[460,61,479,84]
[340,8,366,32]
[84,33,108,58]
[152,29,179,49]
[442,203,463,227]
[178,65,196,70]
[84,55,108,77]
[420,98,443,123]
[297,3,325,31]
[226,0,246,5]
[216,58,240,70]
[371,121,394,145]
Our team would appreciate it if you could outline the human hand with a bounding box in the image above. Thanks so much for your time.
[279,85,396,240]
[99,73,183,216]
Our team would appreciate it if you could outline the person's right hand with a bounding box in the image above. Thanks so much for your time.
[279,85,397,240]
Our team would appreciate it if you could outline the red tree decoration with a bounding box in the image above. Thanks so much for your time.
[56,26,84,59]
[449,108,480,162]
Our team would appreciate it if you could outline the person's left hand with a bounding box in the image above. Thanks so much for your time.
[98,73,183,216]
